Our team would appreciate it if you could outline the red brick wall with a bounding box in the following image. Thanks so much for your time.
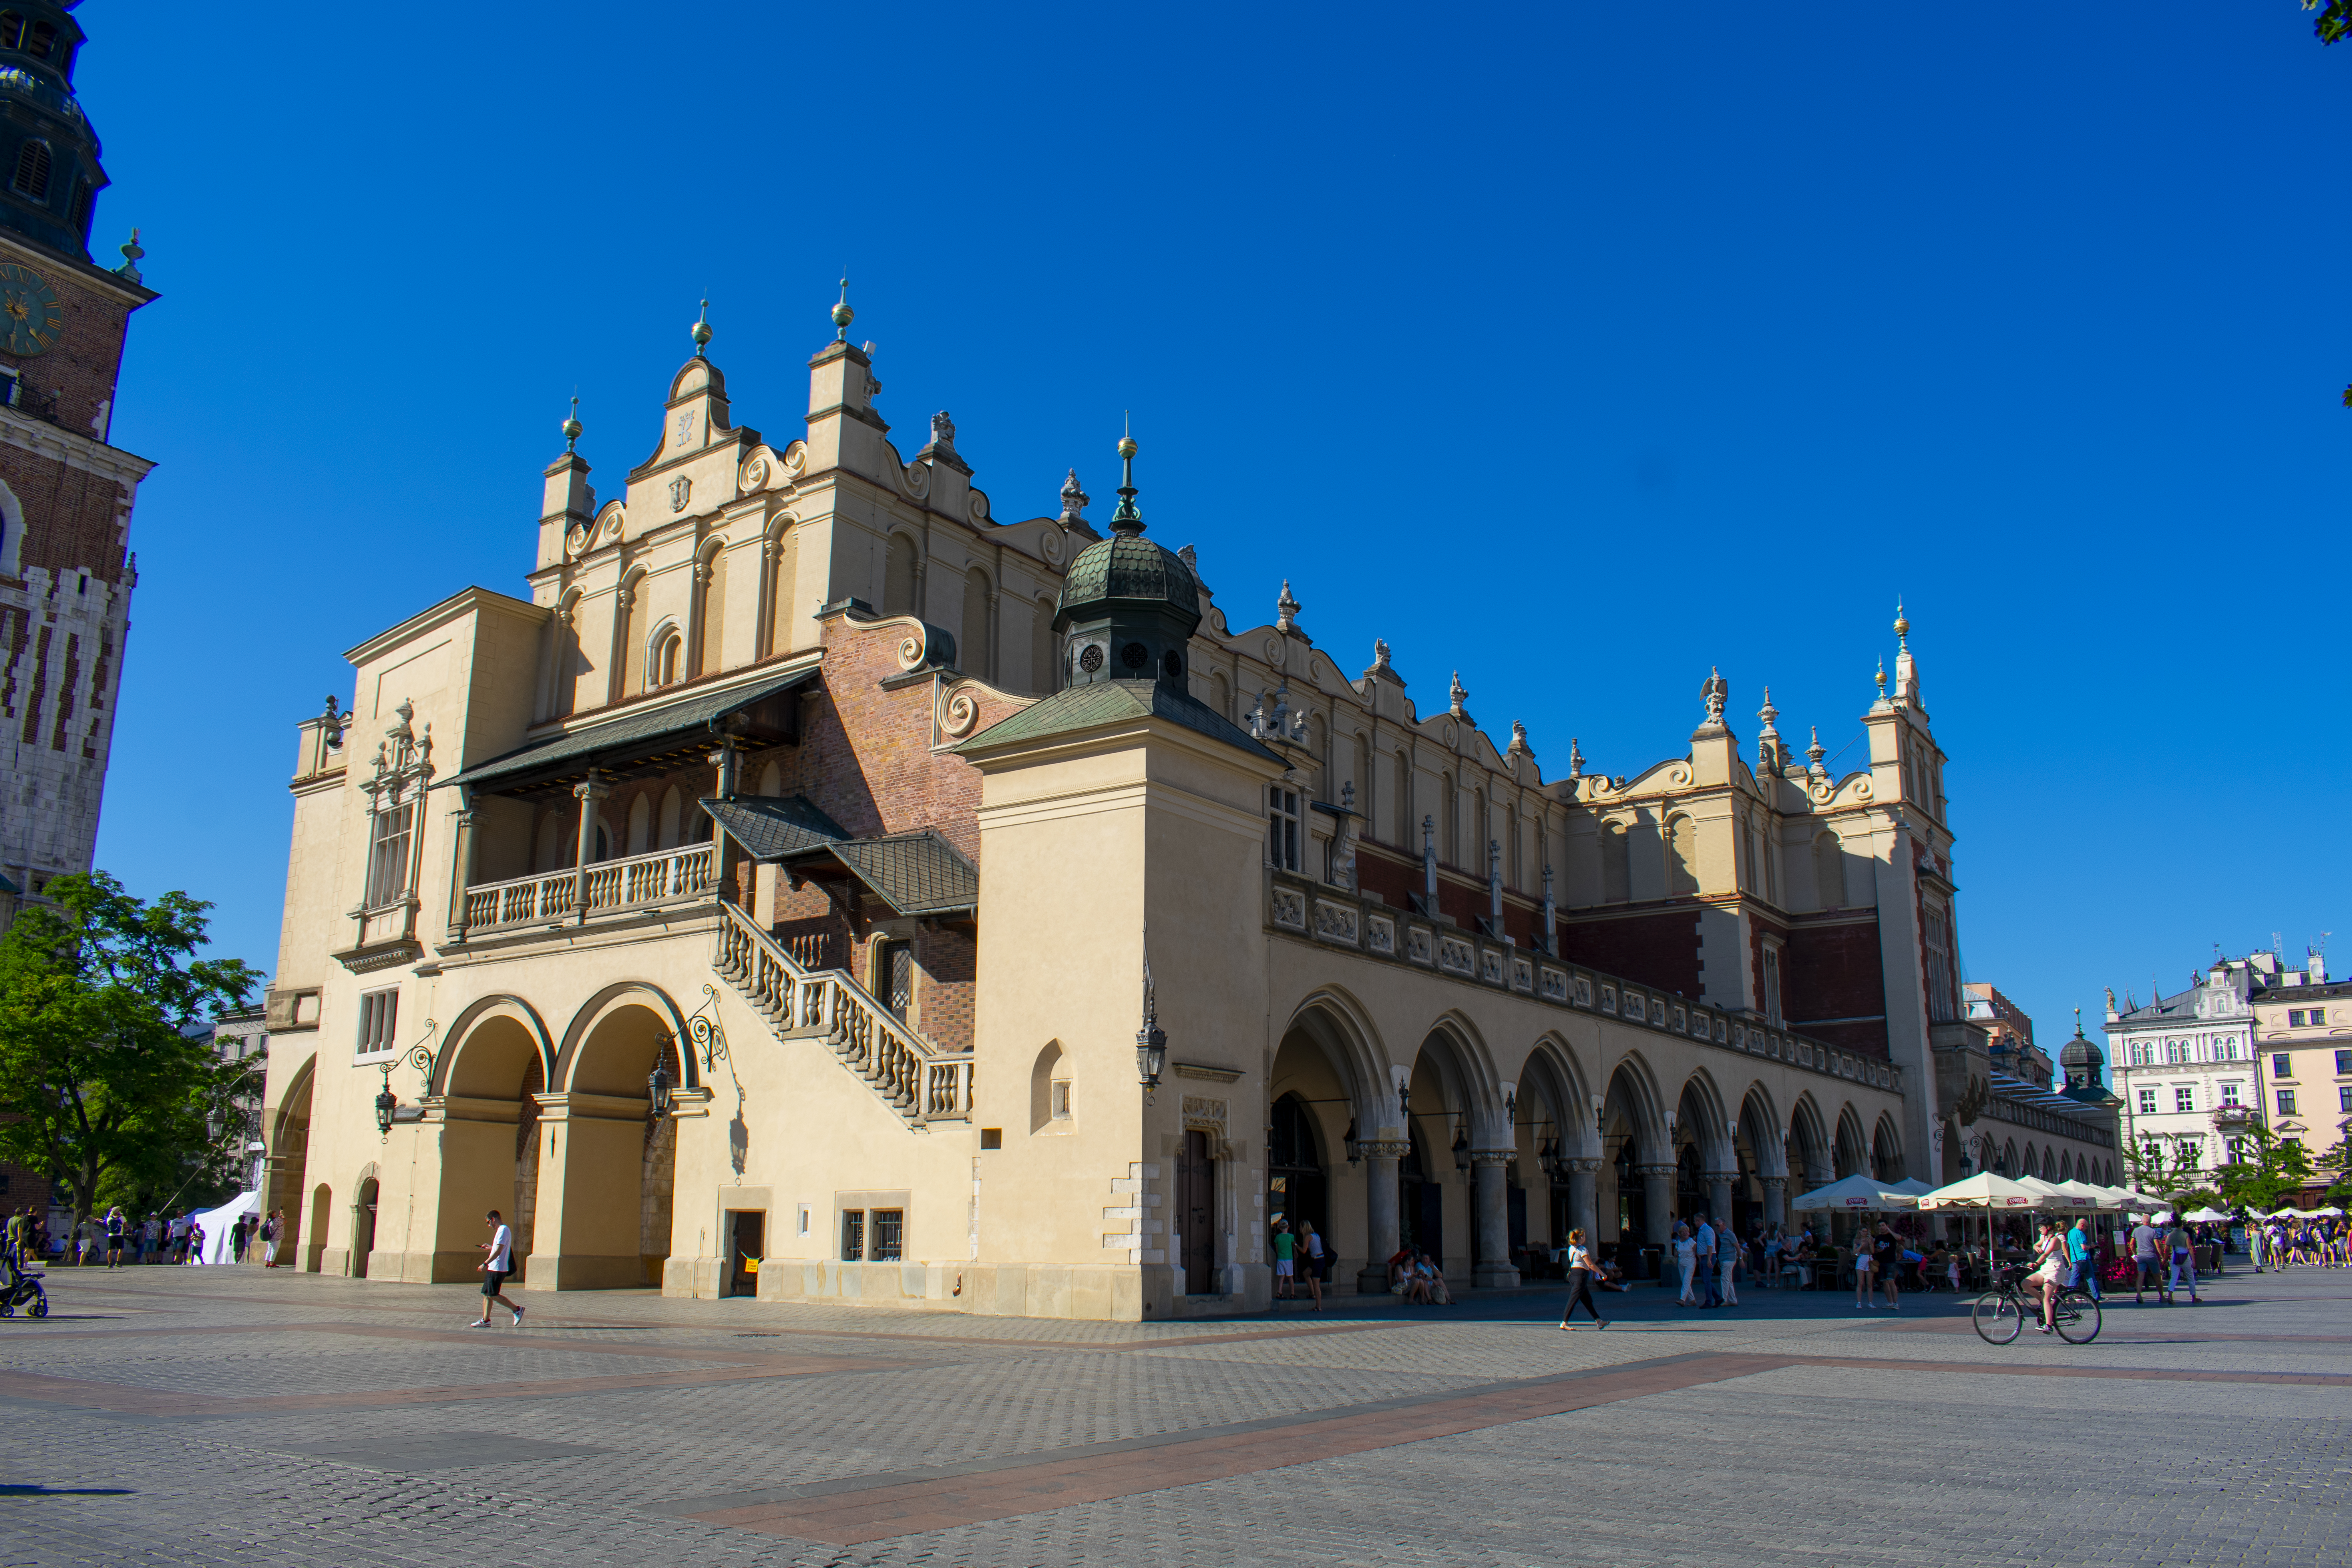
[0,444,133,581]
[0,257,134,446]
[1784,918,1889,1058]
[918,923,976,1051]
[1559,908,1703,998]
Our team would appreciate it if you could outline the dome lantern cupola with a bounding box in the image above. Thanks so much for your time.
[1052,425,1200,692]
[0,2,105,260]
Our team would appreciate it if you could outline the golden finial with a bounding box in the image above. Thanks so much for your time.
[1117,408,1137,461]
[1874,656,1887,696]
[1894,598,1909,649]
[832,274,854,341]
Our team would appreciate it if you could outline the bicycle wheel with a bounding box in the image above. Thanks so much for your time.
[1972,1289,2022,1344]
[2054,1289,2100,1344]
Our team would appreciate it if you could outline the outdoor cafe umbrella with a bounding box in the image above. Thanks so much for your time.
[1789,1173,1919,1212]
[1884,1177,1936,1197]
[2183,1207,2231,1223]
[2051,1179,2122,1209]
[2016,1176,2099,1210]
[1918,1172,2044,1274]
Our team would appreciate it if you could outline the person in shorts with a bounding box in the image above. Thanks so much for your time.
[2130,1217,2163,1302]
[103,1208,126,1269]
[1271,1219,1295,1301]
[472,1209,525,1327]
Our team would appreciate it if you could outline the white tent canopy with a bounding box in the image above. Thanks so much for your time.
[2182,1207,2231,1222]
[1884,1177,1936,1197]
[1917,1172,2042,1211]
[190,1190,259,1265]
[1789,1173,1919,1212]
[2015,1176,2099,1210]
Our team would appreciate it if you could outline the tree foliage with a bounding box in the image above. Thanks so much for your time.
[2208,1123,2315,1215]
[2310,0,2352,46]
[0,873,261,1229]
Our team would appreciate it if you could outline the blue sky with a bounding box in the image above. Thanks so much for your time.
[78,4,2350,1059]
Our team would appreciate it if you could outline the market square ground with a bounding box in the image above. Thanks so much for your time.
[1,1264,2346,1566]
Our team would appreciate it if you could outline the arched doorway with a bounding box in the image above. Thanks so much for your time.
[540,996,681,1289]
[1267,1092,1326,1243]
[1398,1120,1437,1262]
[352,1176,380,1278]
[266,1058,314,1269]
[440,1006,549,1284]
[1269,996,1381,1296]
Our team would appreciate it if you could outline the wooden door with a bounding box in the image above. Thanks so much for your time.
[726,1210,764,1298]
[1178,1130,1216,1292]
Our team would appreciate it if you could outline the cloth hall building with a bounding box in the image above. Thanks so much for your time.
[256,300,2111,1319]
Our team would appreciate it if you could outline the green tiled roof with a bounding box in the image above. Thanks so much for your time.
[828,830,979,916]
[441,668,817,794]
[701,794,850,860]
[1057,534,1199,625]
[954,680,1283,764]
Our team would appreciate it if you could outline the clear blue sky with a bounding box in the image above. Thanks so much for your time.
[79,3,2349,1063]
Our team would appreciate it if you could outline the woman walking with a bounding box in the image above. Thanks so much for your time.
[1298,1220,1326,1311]
[1672,1224,1698,1305]
[1558,1228,1608,1330]
[1853,1228,1878,1310]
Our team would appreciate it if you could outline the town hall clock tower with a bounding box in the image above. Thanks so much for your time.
[0,0,155,929]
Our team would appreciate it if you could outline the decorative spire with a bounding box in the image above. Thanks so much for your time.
[1508,719,1532,758]
[1874,657,1887,700]
[1059,468,1089,524]
[1894,598,1909,650]
[1448,671,1469,718]
[832,275,853,342]
[1756,685,1782,769]
[691,298,712,357]
[1805,724,1826,774]
[115,227,143,284]
[1109,415,1144,536]
[561,394,583,453]
[1568,737,1584,778]
[1275,579,1301,633]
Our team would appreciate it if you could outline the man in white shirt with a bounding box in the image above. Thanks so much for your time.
[2129,1219,2163,1304]
[471,1209,525,1327]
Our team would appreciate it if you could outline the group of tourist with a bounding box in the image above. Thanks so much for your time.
[2,1206,289,1268]
[2252,1216,2348,1270]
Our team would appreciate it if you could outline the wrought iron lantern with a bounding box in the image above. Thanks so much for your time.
[1451,1120,1470,1174]
[1343,1118,1360,1167]
[1136,1021,1166,1092]
[373,1085,397,1139]
[647,1059,674,1118]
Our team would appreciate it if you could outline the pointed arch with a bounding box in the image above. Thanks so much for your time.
[1601,1049,1670,1164]
[1674,1069,1735,1170]
[555,982,693,1093]
[1280,986,1392,1126]
[434,995,556,1097]
[1514,1034,1597,1159]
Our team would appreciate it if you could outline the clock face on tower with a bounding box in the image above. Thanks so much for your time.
[0,264,62,355]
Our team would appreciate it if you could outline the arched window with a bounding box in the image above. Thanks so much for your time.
[1032,597,1056,694]
[627,793,651,856]
[653,629,683,688]
[960,566,993,682]
[1442,774,1459,867]
[765,525,797,657]
[67,181,89,236]
[22,17,53,58]
[1029,1040,1069,1133]
[1666,815,1699,895]
[12,138,50,201]
[0,15,22,51]
[1210,670,1230,722]
[1395,753,1411,846]
[616,576,649,700]
[1306,714,1327,802]
[882,534,918,618]
[657,786,682,849]
[1814,832,1843,909]
[1602,820,1631,903]
[694,546,725,678]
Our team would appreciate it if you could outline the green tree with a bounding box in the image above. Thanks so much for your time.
[2210,1124,2315,1215]
[2310,1,2352,47]
[0,873,261,1240]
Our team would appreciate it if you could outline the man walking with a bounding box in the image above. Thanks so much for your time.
[2167,1217,2200,1303]
[2130,1214,2164,1303]
[104,1208,126,1270]
[2067,1217,2100,1302]
[1694,1212,1721,1308]
[471,1210,525,1327]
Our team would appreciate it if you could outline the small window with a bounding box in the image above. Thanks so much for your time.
[2221,1082,2240,1107]
[796,1204,810,1236]
[67,181,88,235]
[979,1127,1003,1150]
[1050,1080,1072,1119]
[840,1209,864,1261]
[877,941,912,1020]
[2312,1007,2327,1026]
[11,138,49,201]
[869,1208,903,1262]
[21,17,52,58]
[365,800,414,907]
[2276,1089,2296,1116]
[0,367,17,407]
[2340,1086,2351,1114]
[2335,1050,2351,1076]
[2272,1053,2292,1078]
[2136,1088,2156,1114]
[653,632,681,687]
[1266,785,1301,873]
[0,14,21,51]
[355,988,398,1057]
[2174,1086,2195,1113]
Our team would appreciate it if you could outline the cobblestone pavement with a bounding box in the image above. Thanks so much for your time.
[2,1262,2346,1566]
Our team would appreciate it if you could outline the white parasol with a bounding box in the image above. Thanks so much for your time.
[1789,1173,1920,1212]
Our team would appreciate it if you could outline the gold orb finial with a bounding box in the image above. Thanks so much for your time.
[1893,598,1909,647]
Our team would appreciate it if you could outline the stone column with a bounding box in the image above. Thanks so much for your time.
[572,773,610,923]
[1358,1140,1406,1295]
[1705,1171,1737,1234]
[1470,1152,1518,1288]
[1565,1158,1601,1250]
[1762,1176,1787,1229]
[445,788,476,943]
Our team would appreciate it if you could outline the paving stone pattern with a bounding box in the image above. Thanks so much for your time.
[0,1265,2346,1566]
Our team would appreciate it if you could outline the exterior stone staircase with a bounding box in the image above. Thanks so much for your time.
[712,900,973,1128]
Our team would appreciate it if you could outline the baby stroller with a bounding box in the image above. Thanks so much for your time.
[1,1249,49,1317]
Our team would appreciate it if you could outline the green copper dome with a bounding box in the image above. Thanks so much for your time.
[1055,532,1199,631]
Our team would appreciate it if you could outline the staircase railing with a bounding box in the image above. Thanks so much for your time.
[713,900,973,1126]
